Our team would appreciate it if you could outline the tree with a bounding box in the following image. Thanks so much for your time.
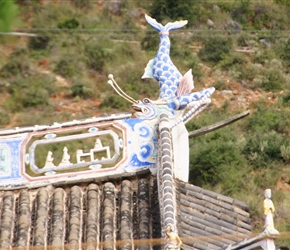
[149,0,200,25]
[198,37,233,65]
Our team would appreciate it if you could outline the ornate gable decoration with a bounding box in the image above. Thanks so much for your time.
[0,15,214,189]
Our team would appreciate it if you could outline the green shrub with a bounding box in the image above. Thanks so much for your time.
[238,64,265,88]
[54,58,76,78]
[16,106,73,127]
[113,42,136,59]
[253,50,277,65]
[250,3,275,29]
[186,105,235,132]
[217,53,247,70]
[278,38,290,72]
[107,60,159,100]
[237,33,255,47]
[57,18,79,29]
[189,130,247,195]
[0,110,10,126]
[120,14,139,31]
[5,87,50,112]
[29,2,79,29]
[141,33,159,52]
[85,42,113,71]
[246,104,290,134]
[186,59,203,81]
[149,0,202,26]
[213,79,227,91]
[22,88,51,108]
[243,131,289,168]
[217,2,233,12]
[198,38,233,65]
[28,35,50,50]
[70,82,94,99]
[230,0,253,28]
[187,105,249,195]
[0,58,30,78]
[280,145,290,163]
[159,38,203,80]
[5,74,55,112]
[231,1,288,30]
[54,54,86,78]
[281,38,290,61]
[280,91,290,107]
[261,69,285,92]
[100,94,130,111]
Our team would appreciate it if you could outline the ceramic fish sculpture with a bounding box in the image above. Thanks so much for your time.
[141,14,215,126]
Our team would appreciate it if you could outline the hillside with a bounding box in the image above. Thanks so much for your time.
[0,0,290,247]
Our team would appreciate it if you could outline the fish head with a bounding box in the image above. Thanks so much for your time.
[132,99,158,120]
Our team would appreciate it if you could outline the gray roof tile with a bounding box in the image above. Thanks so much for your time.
[237,219,252,231]
[183,183,202,193]
[205,207,220,218]
[234,206,251,219]
[0,175,161,249]
[202,189,219,199]
[180,193,206,207]
[182,226,225,249]
[217,194,234,204]
[220,208,239,218]
[177,181,252,249]
[233,199,250,212]
[186,190,203,199]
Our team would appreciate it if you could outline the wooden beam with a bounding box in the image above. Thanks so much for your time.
[188,110,250,138]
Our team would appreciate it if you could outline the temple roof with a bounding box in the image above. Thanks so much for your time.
[0,111,257,249]
[0,168,252,249]
[0,170,160,249]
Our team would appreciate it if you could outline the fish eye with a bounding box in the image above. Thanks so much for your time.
[143,98,151,104]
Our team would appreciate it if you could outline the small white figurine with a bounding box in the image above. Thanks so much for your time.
[43,151,55,168]
[263,189,279,235]
[59,147,71,166]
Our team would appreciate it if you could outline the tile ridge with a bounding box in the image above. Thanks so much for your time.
[158,113,181,250]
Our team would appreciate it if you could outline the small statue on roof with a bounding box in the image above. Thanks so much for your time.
[263,188,279,235]
[165,225,182,249]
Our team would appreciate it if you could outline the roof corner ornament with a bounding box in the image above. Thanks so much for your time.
[263,189,279,235]
[106,14,216,182]
[108,14,215,125]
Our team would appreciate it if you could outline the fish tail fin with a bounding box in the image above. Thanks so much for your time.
[145,14,164,32]
[145,14,188,33]
[164,20,188,32]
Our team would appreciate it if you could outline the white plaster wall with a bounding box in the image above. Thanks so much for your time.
[172,122,189,182]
